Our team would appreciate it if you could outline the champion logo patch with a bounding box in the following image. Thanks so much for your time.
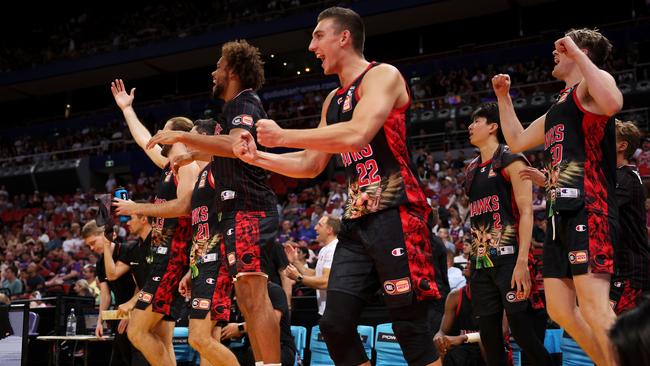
[568,250,588,264]
[391,248,405,257]
[206,278,215,285]
[575,225,587,232]
[221,190,236,201]
[152,276,161,282]
[227,228,234,236]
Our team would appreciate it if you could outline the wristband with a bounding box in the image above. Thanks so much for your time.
[465,332,480,343]
[296,275,303,284]
[238,323,246,334]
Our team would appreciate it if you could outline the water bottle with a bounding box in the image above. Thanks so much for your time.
[114,187,130,223]
[66,308,77,336]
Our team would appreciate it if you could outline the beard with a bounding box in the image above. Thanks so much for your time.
[160,144,172,157]
[212,82,225,100]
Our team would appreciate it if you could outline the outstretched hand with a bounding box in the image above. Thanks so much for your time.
[232,131,259,163]
[146,130,185,150]
[111,79,135,111]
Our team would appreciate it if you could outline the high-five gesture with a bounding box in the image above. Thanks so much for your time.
[491,74,511,99]
[111,79,136,111]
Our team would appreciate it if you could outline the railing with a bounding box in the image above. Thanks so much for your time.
[2,69,649,167]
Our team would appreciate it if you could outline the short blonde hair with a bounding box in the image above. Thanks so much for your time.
[81,220,104,239]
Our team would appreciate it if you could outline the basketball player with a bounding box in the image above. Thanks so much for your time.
[110,79,199,366]
[233,7,448,365]
[464,103,552,366]
[178,119,238,366]
[147,40,284,365]
[610,120,650,314]
[492,29,623,366]
[434,281,483,366]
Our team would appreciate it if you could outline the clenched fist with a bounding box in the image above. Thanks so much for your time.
[491,74,511,99]
[256,119,284,148]
[554,36,584,61]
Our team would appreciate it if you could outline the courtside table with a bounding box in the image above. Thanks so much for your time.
[37,335,114,366]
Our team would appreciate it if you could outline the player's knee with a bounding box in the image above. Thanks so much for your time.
[392,320,437,365]
[545,299,572,326]
[188,328,210,353]
[127,325,144,348]
[319,313,355,340]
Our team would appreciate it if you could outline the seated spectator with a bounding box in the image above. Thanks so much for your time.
[1,267,22,298]
[277,220,298,245]
[447,250,466,291]
[296,217,316,243]
[82,264,100,302]
[44,251,80,289]
[437,228,456,253]
[310,203,325,228]
[25,262,46,293]
[73,279,94,298]
[282,193,303,222]
[62,223,84,254]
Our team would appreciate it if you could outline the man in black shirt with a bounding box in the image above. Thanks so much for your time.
[148,40,283,365]
[82,220,143,366]
[610,120,650,314]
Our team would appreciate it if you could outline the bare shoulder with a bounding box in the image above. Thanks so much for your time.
[365,63,402,82]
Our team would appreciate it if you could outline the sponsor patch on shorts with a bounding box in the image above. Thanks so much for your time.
[152,276,161,282]
[575,224,587,232]
[568,250,588,264]
[227,252,236,266]
[506,291,527,303]
[156,246,168,255]
[383,277,411,295]
[206,278,215,285]
[192,298,211,310]
[139,291,153,303]
[391,248,405,257]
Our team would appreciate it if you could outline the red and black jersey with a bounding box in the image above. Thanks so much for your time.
[325,62,430,220]
[615,165,650,289]
[189,164,221,277]
[211,89,277,215]
[151,164,181,248]
[465,145,527,269]
[449,286,479,337]
[544,85,617,219]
